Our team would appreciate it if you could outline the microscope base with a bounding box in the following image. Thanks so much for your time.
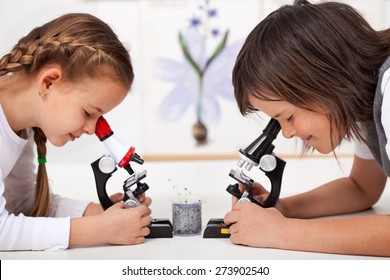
[147,219,173,238]
[203,218,230,238]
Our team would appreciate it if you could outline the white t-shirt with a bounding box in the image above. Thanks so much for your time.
[355,68,390,160]
[0,105,89,251]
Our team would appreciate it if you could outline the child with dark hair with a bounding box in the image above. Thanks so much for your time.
[225,0,390,256]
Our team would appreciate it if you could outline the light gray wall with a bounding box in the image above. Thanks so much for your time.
[1,0,389,164]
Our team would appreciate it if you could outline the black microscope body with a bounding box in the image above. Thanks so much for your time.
[203,118,286,238]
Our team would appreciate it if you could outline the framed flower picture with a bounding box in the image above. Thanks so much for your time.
[137,0,286,160]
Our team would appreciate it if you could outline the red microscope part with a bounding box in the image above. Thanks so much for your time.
[95,116,136,168]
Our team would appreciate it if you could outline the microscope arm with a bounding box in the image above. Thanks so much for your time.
[227,154,285,207]
[261,156,285,207]
[91,157,116,210]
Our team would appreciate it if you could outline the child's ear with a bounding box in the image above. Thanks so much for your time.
[38,65,62,93]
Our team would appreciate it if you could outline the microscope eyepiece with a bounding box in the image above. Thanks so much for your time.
[95,116,113,141]
[239,118,280,164]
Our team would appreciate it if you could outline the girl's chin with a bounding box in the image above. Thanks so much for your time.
[47,138,68,147]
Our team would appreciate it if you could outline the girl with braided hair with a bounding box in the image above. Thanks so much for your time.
[0,13,152,250]
[224,0,390,256]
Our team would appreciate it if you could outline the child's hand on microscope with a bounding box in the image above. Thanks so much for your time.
[83,192,125,216]
[109,192,152,207]
[224,201,285,248]
[98,200,152,245]
[231,182,287,215]
[231,182,268,203]
[70,195,152,246]
[83,192,152,216]
[137,193,152,207]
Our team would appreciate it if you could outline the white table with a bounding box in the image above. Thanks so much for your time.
[1,157,390,260]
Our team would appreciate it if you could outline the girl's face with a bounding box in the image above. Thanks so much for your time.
[249,96,339,154]
[40,76,128,147]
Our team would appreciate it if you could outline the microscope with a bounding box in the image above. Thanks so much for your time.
[91,116,173,238]
[203,118,286,238]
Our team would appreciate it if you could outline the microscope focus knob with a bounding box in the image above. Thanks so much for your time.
[259,154,277,172]
[124,198,140,208]
[98,156,116,174]
[238,197,251,203]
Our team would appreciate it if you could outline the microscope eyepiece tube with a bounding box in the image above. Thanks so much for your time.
[240,119,281,164]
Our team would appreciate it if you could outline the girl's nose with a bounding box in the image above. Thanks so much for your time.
[83,119,97,135]
[281,123,296,139]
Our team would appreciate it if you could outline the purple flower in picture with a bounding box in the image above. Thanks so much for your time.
[156,0,240,145]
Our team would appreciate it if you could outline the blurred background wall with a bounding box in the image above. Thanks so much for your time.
[2,0,389,165]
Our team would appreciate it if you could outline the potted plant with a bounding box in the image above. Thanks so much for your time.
[170,179,202,236]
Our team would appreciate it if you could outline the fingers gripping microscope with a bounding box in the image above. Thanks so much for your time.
[203,118,286,238]
[91,116,173,238]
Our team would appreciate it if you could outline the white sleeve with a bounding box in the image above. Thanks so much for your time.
[354,139,374,160]
[0,140,73,251]
[50,194,90,218]
[381,68,390,160]
[0,166,70,251]
[3,139,36,215]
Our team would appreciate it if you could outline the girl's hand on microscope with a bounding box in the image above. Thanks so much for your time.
[70,200,152,246]
[100,201,152,245]
[83,192,126,216]
[138,193,152,207]
[83,193,152,216]
[224,201,285,248]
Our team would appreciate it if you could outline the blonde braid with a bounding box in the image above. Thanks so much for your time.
[31,128,50,217]
[0,36,98,77]
[0,48,34,75]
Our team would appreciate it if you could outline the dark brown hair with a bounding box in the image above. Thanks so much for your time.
[233,0,390,146]
[0,13,134,217]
